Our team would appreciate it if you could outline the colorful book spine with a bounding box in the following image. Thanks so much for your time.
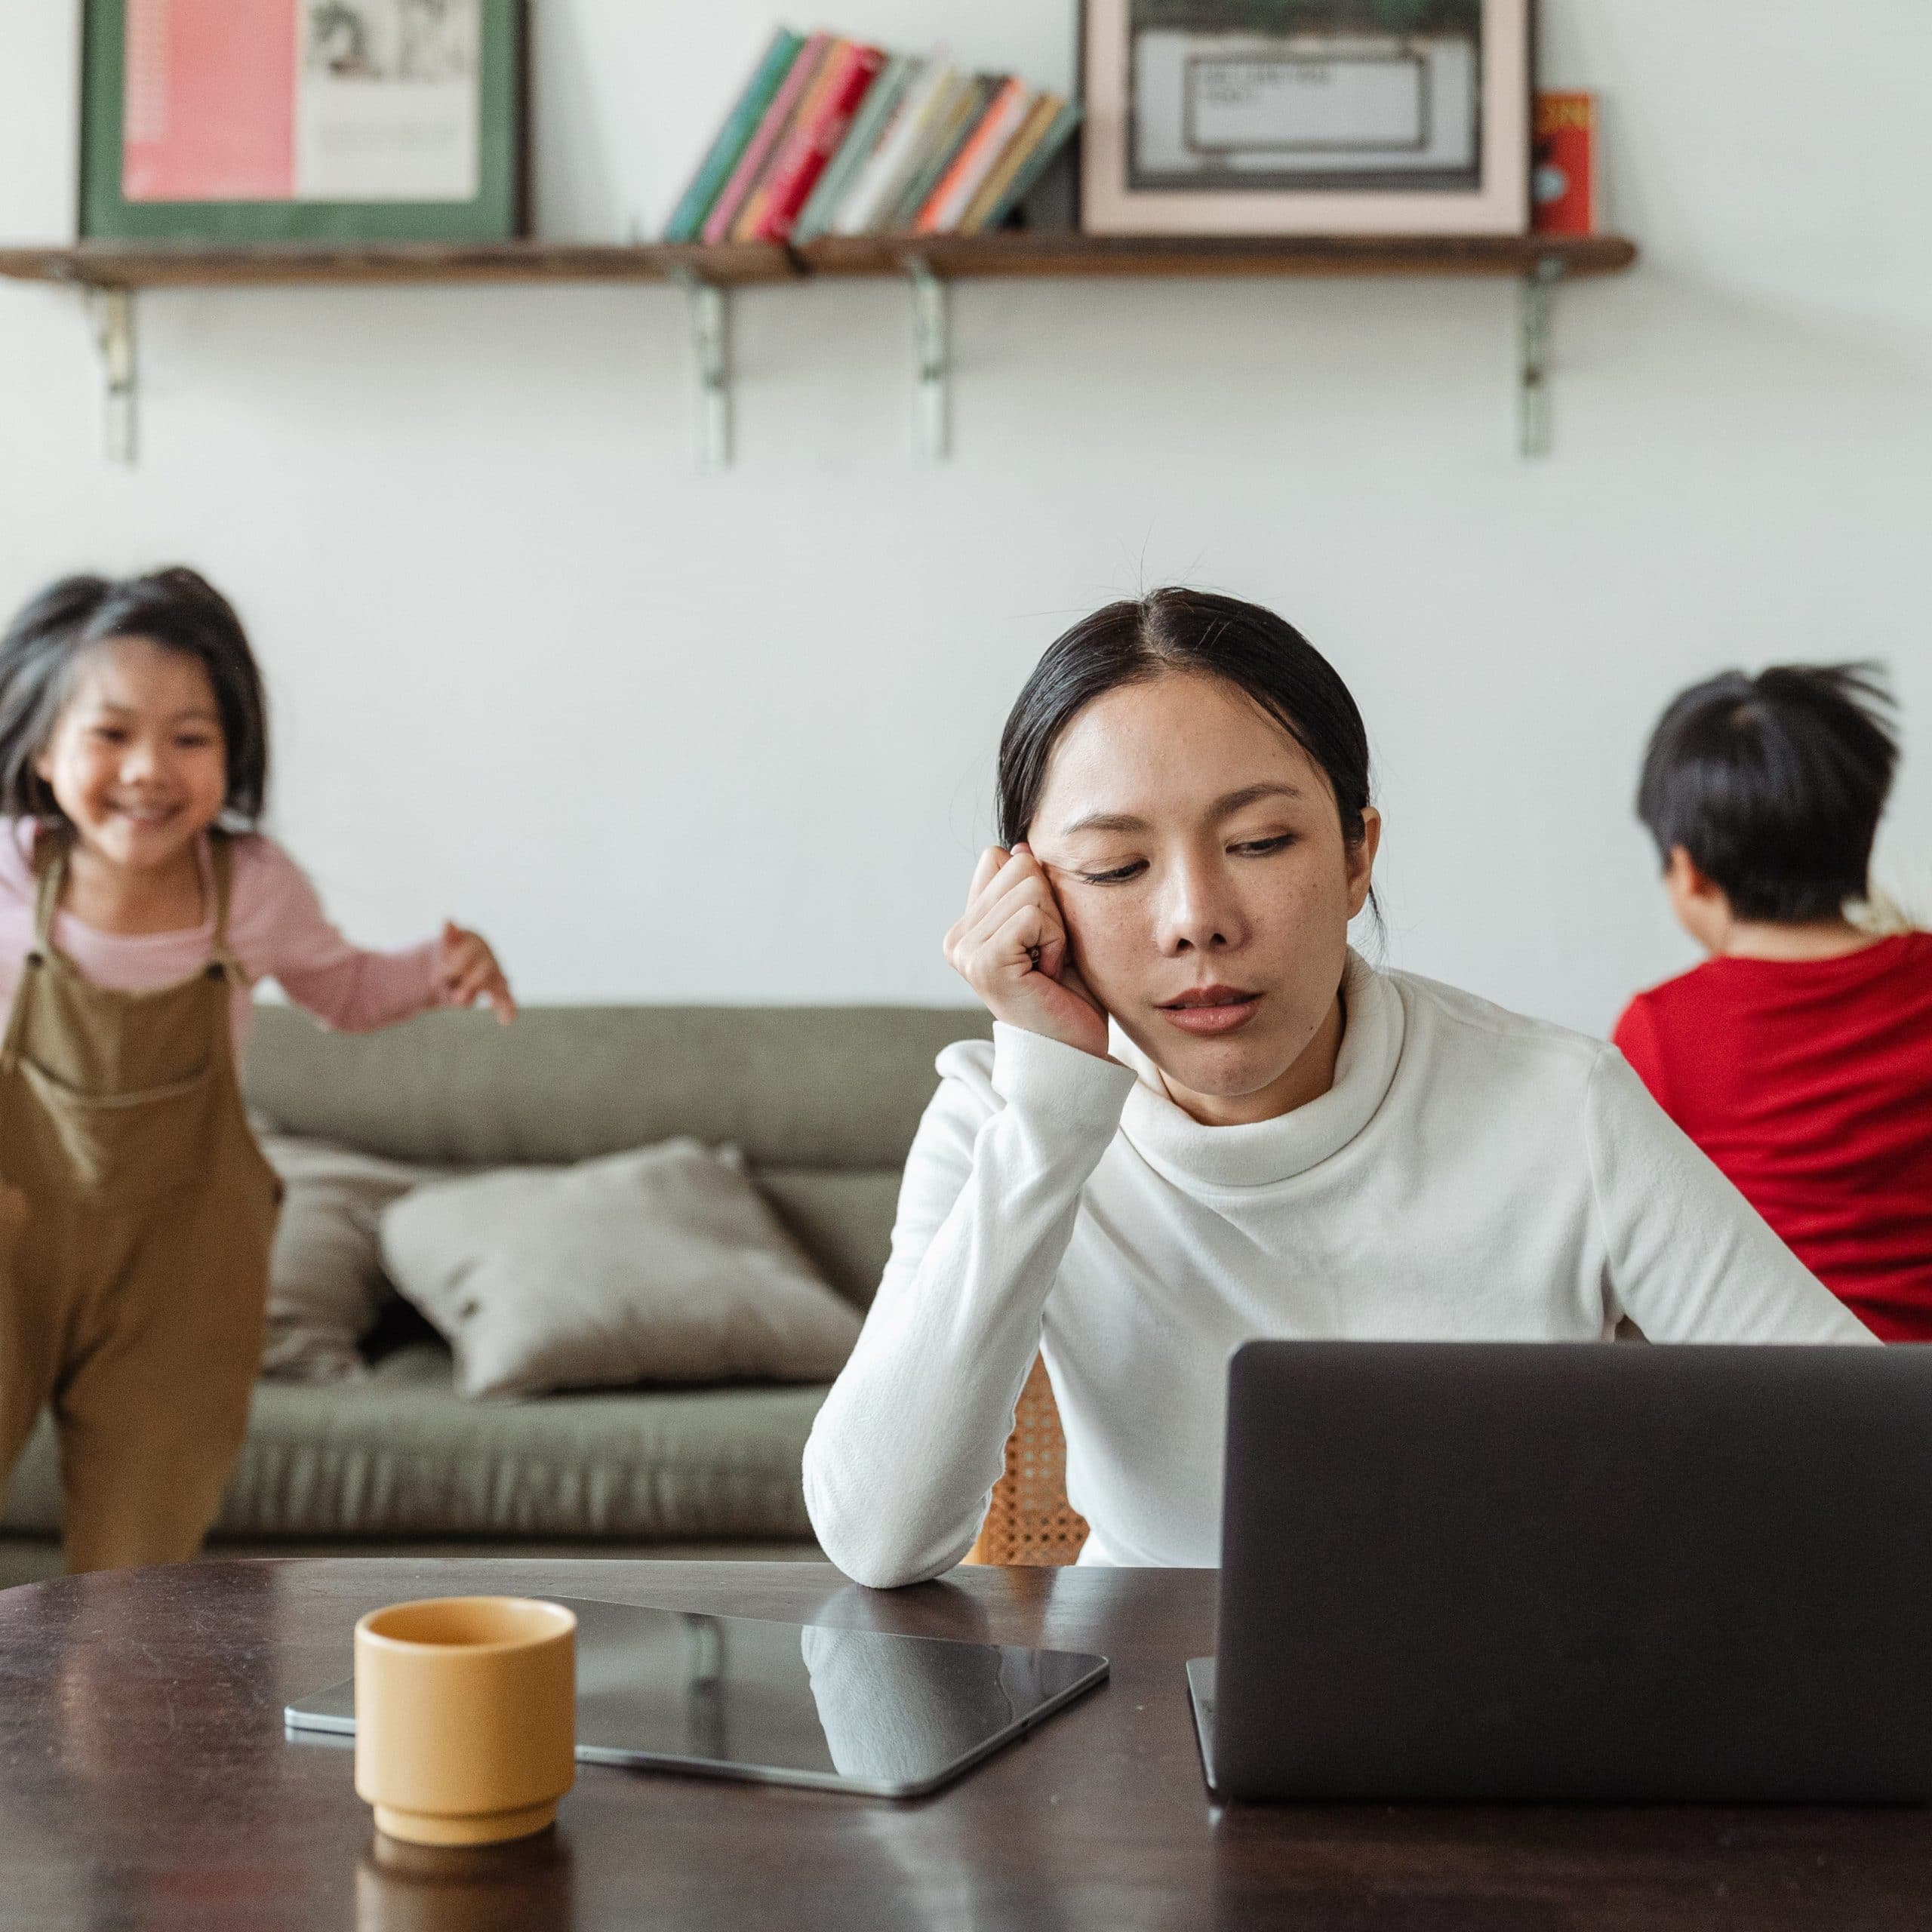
[701,31,831,247]
[914,76,1034,235]
[663,28,804,244]
[792,54,916,245]
[734,38,849,242]
[743,42,888,244]
[1532,91,1598,236]
[886,73,992,232]
[958,92,1061,233]
[976,100,1083,232]
[674,36,1070,242]
[831,60,964,237]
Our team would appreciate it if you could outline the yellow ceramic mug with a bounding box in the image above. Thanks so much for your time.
[353,1597,577,1847]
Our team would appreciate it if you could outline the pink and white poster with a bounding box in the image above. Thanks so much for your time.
[121,0,480,204]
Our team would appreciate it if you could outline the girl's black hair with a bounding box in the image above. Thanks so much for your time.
[998,587,1375,874]
[0,567,269,826]
[1635,662,1898,924]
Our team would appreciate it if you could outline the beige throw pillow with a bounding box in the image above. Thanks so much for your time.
[378,1140,863,1401]
[259,1134,439,1382]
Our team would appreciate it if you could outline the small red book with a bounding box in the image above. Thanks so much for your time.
[744,42,888,245]
[702,32,832,247]
[1533,91,1598,236]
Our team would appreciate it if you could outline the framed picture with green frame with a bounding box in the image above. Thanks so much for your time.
[81,0,527,243]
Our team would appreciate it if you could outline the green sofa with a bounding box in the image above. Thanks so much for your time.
[0,1003,989,1586]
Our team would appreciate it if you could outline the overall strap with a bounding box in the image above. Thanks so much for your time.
[2,827,66,1074]
[30,824,67,952]
[198,831,252,1091]
[202,826,251,996]
[205,826,235,961]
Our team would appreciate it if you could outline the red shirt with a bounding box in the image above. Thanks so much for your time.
[1613,933,1932,1341]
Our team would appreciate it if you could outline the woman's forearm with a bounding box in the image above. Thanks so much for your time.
[802,1026,1134,1588]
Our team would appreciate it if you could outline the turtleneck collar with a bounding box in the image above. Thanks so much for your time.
[1110,949,1406,1190]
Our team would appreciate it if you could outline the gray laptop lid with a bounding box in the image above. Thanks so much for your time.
[1202,1341,1932,1803]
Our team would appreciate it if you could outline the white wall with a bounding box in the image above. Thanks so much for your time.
[0,0,1927,1032]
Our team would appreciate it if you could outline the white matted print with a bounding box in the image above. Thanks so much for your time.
[1081,0,1529,235]
[0,0,82,240]
[298,0,481,202]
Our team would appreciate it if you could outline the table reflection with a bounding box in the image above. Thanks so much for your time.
[6,1567,292,1930]
[800,1617,1059,1787]
[355,1829,576,1932]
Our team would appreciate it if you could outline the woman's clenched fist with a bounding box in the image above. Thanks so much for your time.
[943,844,1110,1060]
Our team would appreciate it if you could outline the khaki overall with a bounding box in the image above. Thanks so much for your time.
[0,831,280,1572]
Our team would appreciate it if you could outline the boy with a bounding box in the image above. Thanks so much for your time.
[1614,663,1931,1339]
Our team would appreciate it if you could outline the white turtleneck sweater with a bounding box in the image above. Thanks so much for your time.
[802,955,1875,1589]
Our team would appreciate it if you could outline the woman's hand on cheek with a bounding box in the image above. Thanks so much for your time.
[943,844,1111,1060]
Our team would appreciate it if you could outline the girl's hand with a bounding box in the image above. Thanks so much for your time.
[438,921,517,1025]
[943,844,1110,1060]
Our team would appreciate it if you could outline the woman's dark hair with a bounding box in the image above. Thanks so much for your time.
[1635,662,1897,923]
[998,586,1374,862]
[0,567,269,826]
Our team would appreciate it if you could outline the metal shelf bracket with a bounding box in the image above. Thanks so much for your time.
[86,287,137,466]
[673,269,732,472]
[1518,256,1567,459]
[908,259,950,463]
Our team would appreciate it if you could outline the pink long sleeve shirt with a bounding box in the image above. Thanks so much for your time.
[0,820,443,1051]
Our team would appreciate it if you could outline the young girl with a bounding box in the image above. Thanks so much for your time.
[0,567,514,1573]
[802,589,1874,1591]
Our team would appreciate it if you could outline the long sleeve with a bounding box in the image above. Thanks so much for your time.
[234,838,442,1033]
[802,1023,1137,1589]
[1583,1046,1875,1345]
[1609,993,1676,1119]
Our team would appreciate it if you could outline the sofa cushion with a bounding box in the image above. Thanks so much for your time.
[260,1133,441,1381]
[380,1142,863,1401]
[0,1344,828,1543]
[244,1004,992,1171]
[751,1168,903,1311]
[244,1005,989,1317]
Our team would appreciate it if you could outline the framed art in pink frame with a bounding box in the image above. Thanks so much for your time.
[1080,0,1531,237]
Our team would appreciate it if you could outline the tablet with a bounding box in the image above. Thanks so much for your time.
[285,1595,1109,1799]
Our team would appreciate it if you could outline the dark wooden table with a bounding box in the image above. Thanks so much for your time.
[0,1558,1924,1930]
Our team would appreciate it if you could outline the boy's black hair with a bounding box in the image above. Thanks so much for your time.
[1636,662,1898,924]
[0,567,269,826]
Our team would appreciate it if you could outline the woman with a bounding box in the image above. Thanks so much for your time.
[803,590,1871,1589]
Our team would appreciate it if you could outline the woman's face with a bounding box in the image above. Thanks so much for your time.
[1027,671,1380,1125]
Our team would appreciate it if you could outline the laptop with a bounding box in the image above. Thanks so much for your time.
[1189,1340,1932,1803]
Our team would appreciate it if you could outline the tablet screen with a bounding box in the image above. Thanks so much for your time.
[286,1595,1109,1798]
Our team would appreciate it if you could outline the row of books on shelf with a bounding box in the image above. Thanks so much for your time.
[666,29,1082,248]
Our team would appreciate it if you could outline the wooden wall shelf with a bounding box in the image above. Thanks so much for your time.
[811,231,1635,281]
[0,232,1634,290]
[0,232,1638,466]
[0,240,795,291]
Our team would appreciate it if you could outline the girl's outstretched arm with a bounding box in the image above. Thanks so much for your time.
[436,920,517,1023]
[235,837,508,1032]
